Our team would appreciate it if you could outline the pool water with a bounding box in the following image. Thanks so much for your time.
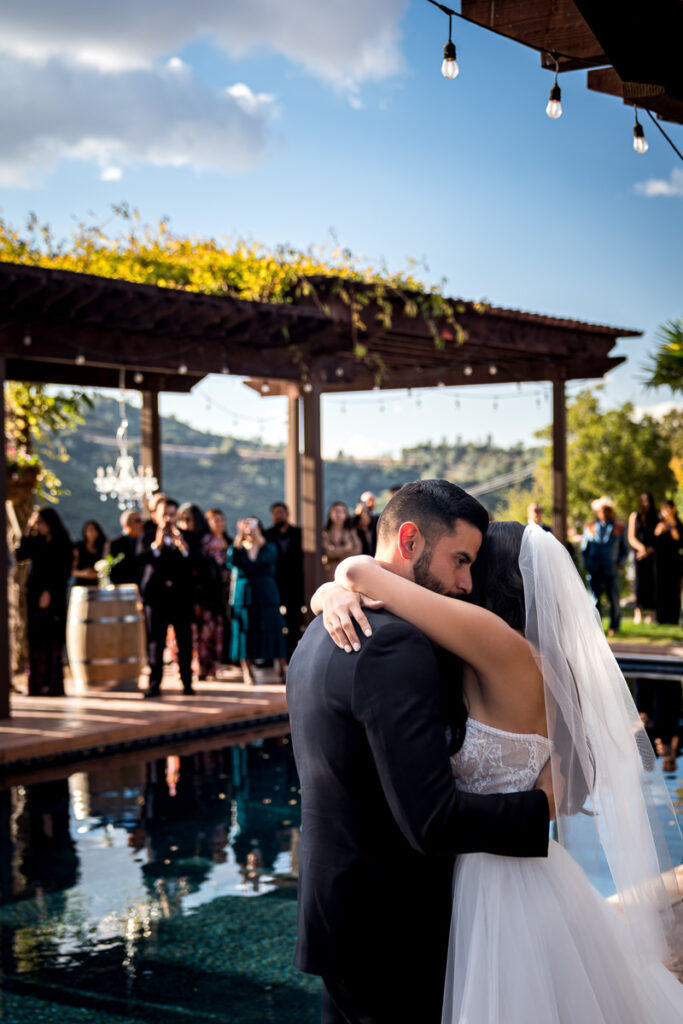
[0,729,321,1024]
[0,727,681,1024]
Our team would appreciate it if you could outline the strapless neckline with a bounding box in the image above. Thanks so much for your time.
[467,718,551,746]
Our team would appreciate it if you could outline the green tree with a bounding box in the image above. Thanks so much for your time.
[5,383,92,501]
[644,317,683,393]
[536,389,676,527]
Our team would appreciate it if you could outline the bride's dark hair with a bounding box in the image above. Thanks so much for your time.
[472,520,526,630]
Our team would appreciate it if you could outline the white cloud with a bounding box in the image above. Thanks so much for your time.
[0,1,406,87]
[100,165,122,182]
[634,167,683,198]
[0,54,276,186]
[0,2,405,183]
[632,400,682,421]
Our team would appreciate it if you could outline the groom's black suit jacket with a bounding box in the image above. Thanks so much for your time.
[287,609,549,1010]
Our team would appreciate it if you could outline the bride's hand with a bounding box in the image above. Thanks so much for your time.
[312,582,383,652]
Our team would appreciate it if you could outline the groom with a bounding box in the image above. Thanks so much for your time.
[287,480,552,1024]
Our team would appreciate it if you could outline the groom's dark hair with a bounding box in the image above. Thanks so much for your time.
[376,479,489,548]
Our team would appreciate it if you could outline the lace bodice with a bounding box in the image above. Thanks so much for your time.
[450,719,551,795]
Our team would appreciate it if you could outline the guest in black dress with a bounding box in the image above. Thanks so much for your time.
[627,492,657,625]
[72,520,106,587]
[653,499,683,625]
[264,502,304,660]
[15,508,73,696]
[351,502,376,556]
[107,509,144,586]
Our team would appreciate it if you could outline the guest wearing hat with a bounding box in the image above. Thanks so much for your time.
[581,496,628,635]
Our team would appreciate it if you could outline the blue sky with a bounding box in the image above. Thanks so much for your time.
[0,1,681,457]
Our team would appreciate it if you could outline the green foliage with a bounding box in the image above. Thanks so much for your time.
[0,208,481,375]
[535,389,677,527]
[645,317,683,393]
[5,383,92,501]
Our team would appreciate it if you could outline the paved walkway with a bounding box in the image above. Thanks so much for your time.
[0,664,288,773]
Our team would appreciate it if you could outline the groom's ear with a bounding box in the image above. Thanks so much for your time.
[396,521,422,563]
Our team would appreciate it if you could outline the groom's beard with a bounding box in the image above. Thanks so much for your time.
[412,547,459,599]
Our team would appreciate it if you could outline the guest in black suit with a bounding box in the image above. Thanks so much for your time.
[107,509,144,586]
[138,495,195,698]
[287,480,550,1024]
[264,501,304,659]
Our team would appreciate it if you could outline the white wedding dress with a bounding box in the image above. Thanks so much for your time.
[442,718,683,1023]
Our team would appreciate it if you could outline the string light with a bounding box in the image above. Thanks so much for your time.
[178,362,188,375]
[260,381,271,394]
[302,381,313,394]
[488,364,498,376]
[221,364,230,375]
[633,109,648,154]
[22,331,32,347]
[545,57,562,119]
[335,366,345,378]
[75,353,86,365]
[441,13,459,79]
[133,371,144,384]
[463,365,473,376]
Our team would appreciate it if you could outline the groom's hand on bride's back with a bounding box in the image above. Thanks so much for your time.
[535,759,556,821]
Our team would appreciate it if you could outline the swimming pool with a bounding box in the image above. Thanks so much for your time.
[0,724,680,1023]
[0,728,321,1024]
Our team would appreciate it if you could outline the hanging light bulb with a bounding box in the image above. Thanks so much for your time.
[75,353,86,365]
[133,371,144,384]
[441,15,459,79]
[302,380,313,394]
[221,364,230,375]
[178,362,188,375]
[488,364,498,376]
[633,109,648,154]
[22,330,32,347]
[261,380,271,394]
[463,364,473,376]
[546,76,562,119]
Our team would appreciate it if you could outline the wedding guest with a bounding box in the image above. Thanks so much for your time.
[321,501,361,582]
[352,502,376,556]
[526,501,553,533]
[228,517,287,686]
[177,503,225,681]
[264,502,304,659]
[15,508,73,696]
[107,509,144,586]
[206,508,233,662]
[359,491,379,552]
[653,499,683,625]
[72,520,107,586]
[138,495,195,697]
[581,496,628,636]
[627,492,658,625]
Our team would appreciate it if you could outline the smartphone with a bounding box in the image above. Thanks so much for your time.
[246,517,258,529]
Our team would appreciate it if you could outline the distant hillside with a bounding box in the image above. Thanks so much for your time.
[42,395,542,539]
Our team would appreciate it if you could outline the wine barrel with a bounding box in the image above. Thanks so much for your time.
[66,585,145,690]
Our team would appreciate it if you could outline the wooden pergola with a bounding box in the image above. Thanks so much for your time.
[460,1,683,125]
[0,261,640,716]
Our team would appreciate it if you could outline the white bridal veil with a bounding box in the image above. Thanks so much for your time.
[520,523,681,964]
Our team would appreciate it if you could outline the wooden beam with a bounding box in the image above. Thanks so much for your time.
[552,378,568,545]
[0,357,10,718]
[140,391,162,489]
[285,394,301,525]
[301,383,323,611]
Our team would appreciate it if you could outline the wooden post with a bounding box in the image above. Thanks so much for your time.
[0,358,11,718]
[552,378,567,545]
[140,391,162,489]
[285,393,301,524]
[301,383,323,609]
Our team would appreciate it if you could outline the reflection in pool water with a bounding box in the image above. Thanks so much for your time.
[0,731,320,1024]
[0,726,680,1023]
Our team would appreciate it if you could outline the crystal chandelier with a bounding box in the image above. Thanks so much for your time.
[93,370,158,509]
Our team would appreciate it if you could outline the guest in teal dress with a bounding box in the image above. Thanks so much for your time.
[228,517,288,685]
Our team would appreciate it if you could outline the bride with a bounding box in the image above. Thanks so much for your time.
[313,521,683,1022]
